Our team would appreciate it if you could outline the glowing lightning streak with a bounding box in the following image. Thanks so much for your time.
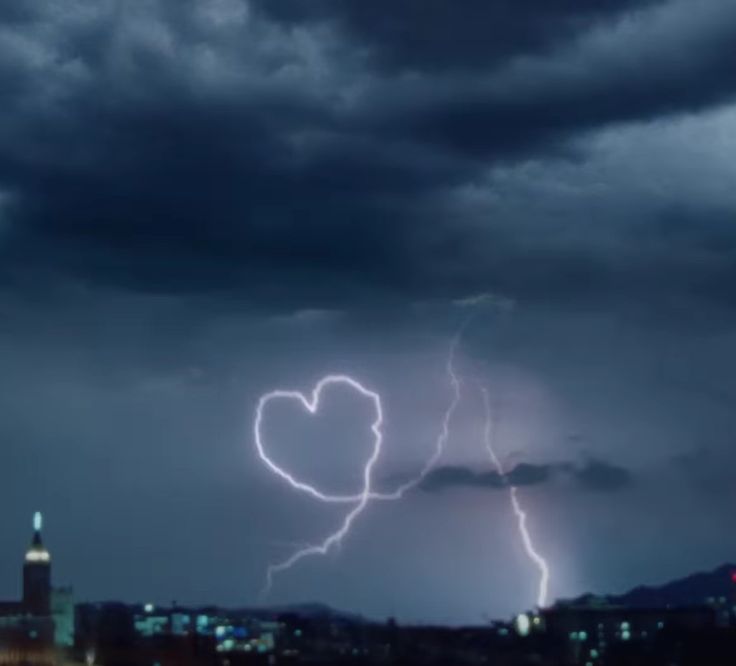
[254,327,466,594]
[370,330,462,501]
[480,386,550,608]
[254,333,463,505]
[256,375,384,596]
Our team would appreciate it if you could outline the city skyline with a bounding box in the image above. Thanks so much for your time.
[2,510,735,621]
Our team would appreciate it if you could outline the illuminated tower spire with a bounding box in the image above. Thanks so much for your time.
[23,511,51,615]
[26,511,49,561]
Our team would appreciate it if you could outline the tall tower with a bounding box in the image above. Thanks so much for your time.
[23,511,51,615]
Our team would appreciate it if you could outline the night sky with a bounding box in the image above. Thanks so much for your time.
[1,0,736,625]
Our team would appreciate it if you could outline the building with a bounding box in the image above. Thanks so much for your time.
[23,512,52,616]
[0,513,75,665]
[542,596,719,665]
[51,587,75,648]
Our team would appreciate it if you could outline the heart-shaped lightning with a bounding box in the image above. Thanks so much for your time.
[254,374,384,595]
[254,332,463,507]
[254,374,384,503]
[253,323,470,594]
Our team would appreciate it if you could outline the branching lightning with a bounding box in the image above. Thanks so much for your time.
[254,333,463,505]
[369,331,462,501]
[255,375,384,596]
[253,308,551,611]
[254,328,465,594]
[480,386,550,608]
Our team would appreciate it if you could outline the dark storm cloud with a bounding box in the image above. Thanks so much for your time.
[253,0,663,72]
[0,0,735,311]
[255,1,736,159]
[419,458,633,493]
[570,458,633,492]
[373,5,736,160]
[417,465,505,491]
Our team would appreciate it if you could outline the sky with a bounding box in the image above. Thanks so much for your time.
[1,0,736,625]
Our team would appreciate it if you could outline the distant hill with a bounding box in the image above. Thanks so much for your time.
[567,563,736,609]
[612,563,736,608]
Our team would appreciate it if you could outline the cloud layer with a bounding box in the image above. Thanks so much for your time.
[1,0,735,310]
[418,458,633,493]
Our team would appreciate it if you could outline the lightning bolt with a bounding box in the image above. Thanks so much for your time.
[254,328,465,595]
[480,386,550,608]
[369,330,462,501]
[254,333,463,505]
[256,375,384,596]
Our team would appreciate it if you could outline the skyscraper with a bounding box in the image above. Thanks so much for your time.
[23,511,52,615]
[0,513,58,665]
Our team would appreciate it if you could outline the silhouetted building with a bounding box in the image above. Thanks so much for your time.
[23,512,52,616]
[0,512,74,665]
[543,597,719,665]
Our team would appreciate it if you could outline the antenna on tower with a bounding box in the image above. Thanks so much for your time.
[33,511,43,533]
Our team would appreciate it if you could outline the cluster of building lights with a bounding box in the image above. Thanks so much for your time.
[134,604,279,654]
[514,612,542,637]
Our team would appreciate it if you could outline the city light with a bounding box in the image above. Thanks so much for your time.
[24,550,50,563]
[515,613,531,637]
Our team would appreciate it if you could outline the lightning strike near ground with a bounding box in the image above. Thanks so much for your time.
[480,386,550,608]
